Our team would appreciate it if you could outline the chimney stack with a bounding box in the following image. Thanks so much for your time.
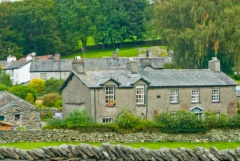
[146,50,149,58]
[127,58,138,74]
[208,57,220,72]
[7,55,16,63]
[31,52,36,62]
[54,53,61,62]
[72,56,84,74]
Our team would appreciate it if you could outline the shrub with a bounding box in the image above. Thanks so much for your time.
[114,107,141,130]
[44,118,65,129]
[0,69,12,86]
[42,93,61,107]
[25,93,35,104]
[44,78,64,94]
[64,109,92,128]
[28,78,45,94]
[9,86,37,101]
[54,100,62,111]
[204,111,228,129]
[154,111,207,133]
[227,114,240,128]
[0,84,8,91]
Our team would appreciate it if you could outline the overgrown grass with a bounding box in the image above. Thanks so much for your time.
[0,142,239,150]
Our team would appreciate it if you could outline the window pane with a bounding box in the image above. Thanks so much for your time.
[105,86,115,104]
[191,90,199,102]
[136,86,144,104]
[170,90,178,103]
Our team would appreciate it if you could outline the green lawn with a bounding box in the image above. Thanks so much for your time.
[0,142,239,150]
[62,47,140,59]
[61,46,168,59]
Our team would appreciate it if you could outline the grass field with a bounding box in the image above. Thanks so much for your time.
[0,142,239,150]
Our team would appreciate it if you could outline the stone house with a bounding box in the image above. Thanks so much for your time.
[61,57,237,123]
[0,91,40,130]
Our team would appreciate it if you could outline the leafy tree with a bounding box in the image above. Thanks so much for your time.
[10,0,63,55]
[56,0,98,49]
[25,93,35,104]
[154,0,240,72]
[28,78,45,93]
[9,85,37,101]
[44,78,64,94]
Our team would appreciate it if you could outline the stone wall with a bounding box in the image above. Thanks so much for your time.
[1,143,240,160]
[0,129,240,143]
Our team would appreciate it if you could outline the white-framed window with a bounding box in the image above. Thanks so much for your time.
[105,86,115,104]
[40,73,47,80]
[102,118,113,123]
[191,89,199,103]
[136,85,144,104]
[170,90,178,103]
[212,89,220,102]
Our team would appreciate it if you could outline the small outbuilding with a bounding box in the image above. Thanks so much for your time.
[0,91,41,130]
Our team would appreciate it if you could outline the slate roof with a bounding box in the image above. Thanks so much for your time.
[69,69,237,89]
[0,91,35,109]
[4,60,30,70]
[84,57,170,70]
[0,61,8,68]
[30,59,72,72]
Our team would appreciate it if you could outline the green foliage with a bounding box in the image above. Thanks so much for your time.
[44,118,65,129]
[114,108,141,130]
[154,111,207,133]
[64,109,92,128]
[16,125,25,131]
[28,78,45,94]
[0,84,8,91]
[44,78,64,94]
[227,114,240,128]
[204,112,228,129]
[54,100,62,111]
[9,86,37,101]
[0,69,12,87]
[25,93,35,104]
[42,93,61,107]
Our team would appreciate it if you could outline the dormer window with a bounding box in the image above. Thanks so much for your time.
[136,85,145,104]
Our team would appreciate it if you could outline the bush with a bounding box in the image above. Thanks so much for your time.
[114,108,141,130]
[0,69,12,86]
[42,93,61,107]
[25,93,35,104]
[9,86,37,101]
[204,111,228,129]
[226,114,240,128]
[0,84,8,91]
[54,100,62,111]
[64,109,92,128]
[44,118,65,129]
[28,78,45,94]
[154,111,207,133]
[44,78,64,94]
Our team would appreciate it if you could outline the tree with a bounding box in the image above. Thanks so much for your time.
[28,78,45,93]
[10,0,63,55]
[154,0,240,72]
[56,0,98,49]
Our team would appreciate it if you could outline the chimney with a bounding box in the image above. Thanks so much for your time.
[7,55,16,63]
[54,53,61,62]
[72,56,84,74]
[31,52,36,62]
[208,57,220,72]
[26,54,32,61]
[127,58,138,74]
[112,48,119,59]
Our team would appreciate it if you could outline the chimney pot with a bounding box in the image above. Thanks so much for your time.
[127,59,138,74]
[54,53,61,62]
[208,57,220,72]
[72,56,84,74]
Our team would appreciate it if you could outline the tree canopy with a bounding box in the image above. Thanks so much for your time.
[154,0,240,73]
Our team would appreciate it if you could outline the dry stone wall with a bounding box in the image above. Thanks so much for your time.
[0,129,240,143]
[1,143,240,160]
